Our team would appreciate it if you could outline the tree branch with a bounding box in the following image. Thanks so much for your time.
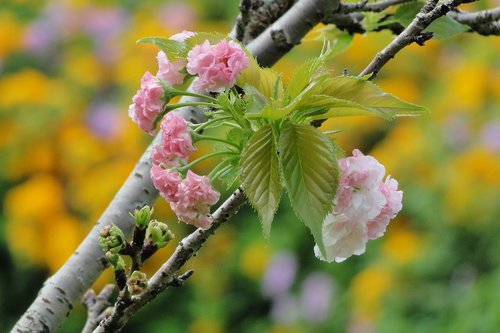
[358,0,472,79]
[11,0,339,332]
[340,0,414,13]
[94,188,247,332]
[449,7,500,36]
[81,285,114,333]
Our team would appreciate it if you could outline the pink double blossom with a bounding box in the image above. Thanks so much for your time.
[186,39,249,92]
[156,31,195,86]
[150,164,182,202]
[160,112,196,161]
[171,171,220,229]
[157,51,186,86]
[315,149,403,263]
[129,71,165,135]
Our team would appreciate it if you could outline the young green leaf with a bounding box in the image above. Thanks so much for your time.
[278,123,338,255]
[137,37,188,61]
[393,2,423,27]
[183,32,227,48]
[424,16,469,40]
[319,76,429,119]
[240,125,281,238]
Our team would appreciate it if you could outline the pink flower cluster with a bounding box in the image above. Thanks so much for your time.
[315,149,403,263]
[129,31,194,135]
[150,113,219,229]
[152,112,196,167]
[128,72,165,135]
[186,40,249,93]
[129,32,249,134]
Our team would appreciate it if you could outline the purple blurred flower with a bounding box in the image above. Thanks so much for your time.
[22,20,58,55]
[443,114,471,151]
[81,7,128,38]
[81,7,128,64]
[270,294,299,324]
[299,272,335,323]
[158,3,196,30]
[86,102,124,139]
[480,121,500,152]
[42,1,80,36]
[261,251,297,298]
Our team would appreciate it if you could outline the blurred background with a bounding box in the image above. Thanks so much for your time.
[1,0,499,332]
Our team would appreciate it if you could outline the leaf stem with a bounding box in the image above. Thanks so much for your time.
[192,133,240,149]
[177,151,231,172]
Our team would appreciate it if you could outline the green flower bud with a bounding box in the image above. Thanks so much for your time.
[131,206,154,229]
[145,220,174,248]
[127,271,148,296]
[99,224,127,254]
[105,251,125,271]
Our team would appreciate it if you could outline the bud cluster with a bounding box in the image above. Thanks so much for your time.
[98,206,174,293]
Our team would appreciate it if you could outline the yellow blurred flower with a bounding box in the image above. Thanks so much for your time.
[62,50,106,87]
[188,317,222,333]
[0,13,23,57]
[42,214,82,272]
[382,221,422,265]
[350,266,392,320]
[0,69,53,108]
[239,241,270,279]
[5,174,66,266]
[5,174,65,224]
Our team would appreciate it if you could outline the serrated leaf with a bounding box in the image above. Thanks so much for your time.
[319,76,429,119]
[183,32,227,48]
[278,124,337,255]
[137,37,188,61]
[247,75,331,120]
[240,125,281,238]
[244,85,269,114]
[424,16,469,40]
[287,56,326,100]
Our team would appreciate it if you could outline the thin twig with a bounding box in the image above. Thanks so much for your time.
[340,0,414,13]
[81,285,115,333]
[358,0,471,79]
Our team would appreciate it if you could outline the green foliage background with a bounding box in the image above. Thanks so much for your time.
[0,0,499,332]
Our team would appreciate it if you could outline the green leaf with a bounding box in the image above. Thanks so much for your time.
[183,32,227,48]
[319,76,429,120]
[362,12,387,32]
[247,75,330,121]
[424,16,469,40]
[240,125,281,238]
[287,56,326,100]
[137,37,188,61]
[393,2,423,27]
[278,124,338,255]
[244,85,269,114]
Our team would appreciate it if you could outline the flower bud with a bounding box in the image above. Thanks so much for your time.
[127,271,148,295]
[99,224,127,254]
[145,220,174,248]
[105,251,125,271]
[131,206,154,229]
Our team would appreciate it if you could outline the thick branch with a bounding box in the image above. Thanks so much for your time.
[449,7,500,36]
[358,0,470,79]
[11,0,339,332]
[94,188,247,332]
